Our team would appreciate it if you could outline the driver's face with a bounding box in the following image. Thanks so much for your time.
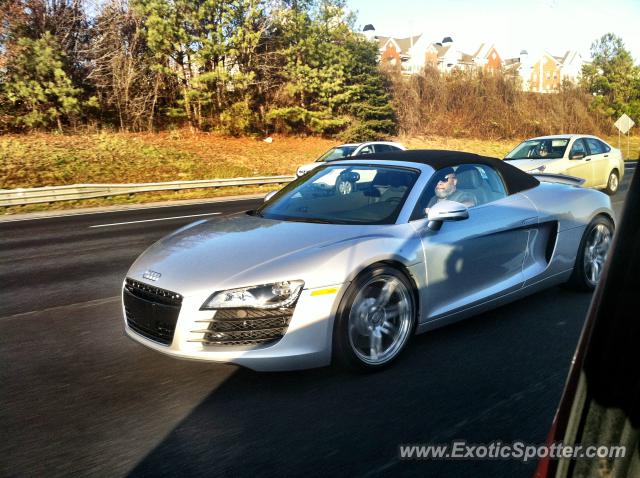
[435,173,457,199]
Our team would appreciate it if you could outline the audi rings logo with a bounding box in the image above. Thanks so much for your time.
[143,270,162,281]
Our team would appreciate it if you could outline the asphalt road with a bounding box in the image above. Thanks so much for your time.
[1,166,635,477]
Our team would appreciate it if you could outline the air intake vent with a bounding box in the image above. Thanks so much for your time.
[190,308,294,347]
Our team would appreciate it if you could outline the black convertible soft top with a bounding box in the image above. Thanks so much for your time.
[348,149,540,194]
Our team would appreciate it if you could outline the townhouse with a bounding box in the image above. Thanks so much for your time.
[504,50,585,92]
[362,24,584,92]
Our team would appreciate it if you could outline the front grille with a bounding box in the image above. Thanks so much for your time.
[124,278,182,306]
[124,278,183,345]
[190,308,294,347]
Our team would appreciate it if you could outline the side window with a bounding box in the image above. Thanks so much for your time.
[356,145,374,155]
[585,138,604,155]
[570,139,587,158]
[597,139,611,153]
[374,144,391,153]
[410,164,508,220]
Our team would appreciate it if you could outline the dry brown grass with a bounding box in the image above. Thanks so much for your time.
[605,134,640,161]
[0,131,335,189]
[404,134,640,160]
[399,135,516,158]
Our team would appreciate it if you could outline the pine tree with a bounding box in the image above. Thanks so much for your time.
[3,32,81,131]
[266,0,396,138]
[338,36,397,141]
[266,0,351,135]
[133,0,266,131]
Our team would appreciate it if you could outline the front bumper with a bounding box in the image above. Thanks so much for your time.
[123,284,345,371]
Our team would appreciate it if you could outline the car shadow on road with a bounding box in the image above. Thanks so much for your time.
[127,286,590,478]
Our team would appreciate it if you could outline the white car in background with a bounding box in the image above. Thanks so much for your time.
[505,135,624,195]
[296,141,406,177]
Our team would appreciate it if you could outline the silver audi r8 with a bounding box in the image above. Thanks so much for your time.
[123,150,615,371]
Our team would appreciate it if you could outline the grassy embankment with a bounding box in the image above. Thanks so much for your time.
[1,131,638,214]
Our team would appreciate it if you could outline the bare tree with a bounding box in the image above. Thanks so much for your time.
[88,0,164,131]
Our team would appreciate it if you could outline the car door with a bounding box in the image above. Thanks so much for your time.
[584,137,609,188]
[410,164,538,320]
[565,138,594,186]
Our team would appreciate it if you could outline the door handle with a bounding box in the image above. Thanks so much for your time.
[604,154,609,158]
[585,157,591,161]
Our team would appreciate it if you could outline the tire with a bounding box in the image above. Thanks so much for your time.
[333,265,417,371]
[566,216,614,291]
[604,170,619,196]
[336,178,353,195]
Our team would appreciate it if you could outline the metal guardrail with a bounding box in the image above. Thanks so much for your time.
[0,176,295,207]
[3,162,636,207]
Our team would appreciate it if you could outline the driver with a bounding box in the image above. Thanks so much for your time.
[425,167,477,212]
[537,141,550,158]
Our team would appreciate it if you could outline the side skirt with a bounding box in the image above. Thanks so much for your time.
[415,269,573,335]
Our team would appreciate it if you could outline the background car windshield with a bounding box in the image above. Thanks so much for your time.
[316,146,357,162]
[256,165,419,225]
[506,139,569,159]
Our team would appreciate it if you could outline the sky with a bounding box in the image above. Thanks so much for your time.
[347,0,640,61]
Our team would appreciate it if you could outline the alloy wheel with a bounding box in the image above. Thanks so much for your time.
[608,172,619,193]
[347,274,414,365]
[583,223,612,286]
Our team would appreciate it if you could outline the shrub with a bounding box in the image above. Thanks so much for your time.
[387,67,613,139]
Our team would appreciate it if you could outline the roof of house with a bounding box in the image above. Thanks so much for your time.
[503,61,523,76]
[435,43,452,58]
[543,52,562,64]
[560,51,581,65]
[395,35,422,53]
[472,43,492,59]
[459,52,474,64]
[454,44,499,65]
[376,36,390,48]
[377,35,422,54]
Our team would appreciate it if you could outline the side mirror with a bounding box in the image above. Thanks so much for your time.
[426,200,469,231]
[570,152,586,160]
[264,190,278,202]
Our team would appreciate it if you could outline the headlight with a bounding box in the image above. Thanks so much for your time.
[201,281,304,310]
[530,165,546,173]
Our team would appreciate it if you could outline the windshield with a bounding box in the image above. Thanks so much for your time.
[505,138,570,160]
[315,146,358,162]
[254,165,419,225]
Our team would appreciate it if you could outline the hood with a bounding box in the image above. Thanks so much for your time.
[127,213,371,296]
[505,158,560,172]
[296,162,322,176]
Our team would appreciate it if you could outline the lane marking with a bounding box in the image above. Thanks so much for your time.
[0,196,261,224]
[1,296,120,321]
[89,212,221,228]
